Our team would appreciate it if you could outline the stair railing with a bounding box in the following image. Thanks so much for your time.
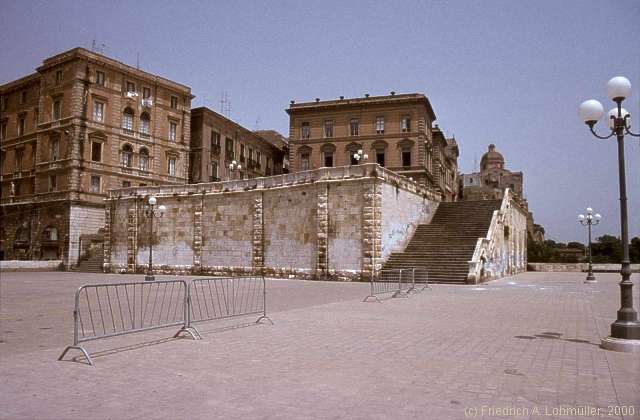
[466,189,511,284]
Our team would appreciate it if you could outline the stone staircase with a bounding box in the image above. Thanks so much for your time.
[72,252,104,273]
[381,200,502,284]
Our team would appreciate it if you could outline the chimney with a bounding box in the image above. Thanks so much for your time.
[364,93,370,98]
[390,91,396,95]
[290,100,295,105]
[339,96,344,100]
[315,98,320,102]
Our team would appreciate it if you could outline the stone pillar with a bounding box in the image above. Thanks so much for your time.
[103,201,112,272]
[316,183,329,279]
[193,206,203,271]
[362,179,382,281]
[252,193,264,275]
[126,200,138,273]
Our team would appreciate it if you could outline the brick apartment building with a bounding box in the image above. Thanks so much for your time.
[0,47,193,265]
[286,92,458,200]
[189,107,287,183]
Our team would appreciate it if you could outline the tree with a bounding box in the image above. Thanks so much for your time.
[591,235,622,263]
[630,237,640,263]
[567,241,585,250]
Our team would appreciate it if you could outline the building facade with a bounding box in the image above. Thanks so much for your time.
[0,47,192,265]
[286,93,458,201]
[189,107,286,183]
[461,144,544,242]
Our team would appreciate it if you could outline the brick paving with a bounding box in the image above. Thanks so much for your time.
[0,271,639,419]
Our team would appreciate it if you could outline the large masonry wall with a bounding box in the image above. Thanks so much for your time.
[380,183,438,261]
[104,165,439,280]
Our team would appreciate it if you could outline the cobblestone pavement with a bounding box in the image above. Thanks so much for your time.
[0,272,638,419]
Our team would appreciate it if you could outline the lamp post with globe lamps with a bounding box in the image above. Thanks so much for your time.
[228,160,242,180]
[353,149,368,164]
[144,196,166,282]
[578,208,601,283]
[578,76,640,351]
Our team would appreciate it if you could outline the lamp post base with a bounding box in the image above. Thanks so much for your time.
[584,272,596,283]
[145,274,155,282]
[601,336,640,353]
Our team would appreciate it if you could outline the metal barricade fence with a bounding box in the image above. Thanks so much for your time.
[363,268,430,302]
[188,276,272,334]
[58,280,198,365]
[411,268,430,292]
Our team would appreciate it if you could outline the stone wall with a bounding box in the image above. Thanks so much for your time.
[68,205,104,266]
[0,260,63,271]
[528,263,640,273]
[104,164,438,280]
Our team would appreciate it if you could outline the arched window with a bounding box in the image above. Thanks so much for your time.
[43,226,59,241]
[15,226,29,242]
[320,144,336,168]
[122,108,134,131]
[122,144,133,167]
[139,147,149,171]
[140,112,150,136]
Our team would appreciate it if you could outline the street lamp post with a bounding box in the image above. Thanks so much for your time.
[578,76,640,352]
[228,160,242,180]
[143,196,166,282]
[353,149,368,164]
[578,208,601,283]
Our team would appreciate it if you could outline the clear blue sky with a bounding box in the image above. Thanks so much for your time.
[2,0,639,243]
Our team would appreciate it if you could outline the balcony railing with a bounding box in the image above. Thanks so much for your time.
[210,144,221,155]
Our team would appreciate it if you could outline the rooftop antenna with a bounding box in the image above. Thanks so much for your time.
[474,153,478,173]
[219,92,231,118]
[254,117,261,131]
[91,38,106,54]
[136,52,140,70]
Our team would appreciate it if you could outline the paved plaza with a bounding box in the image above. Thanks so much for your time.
[0,271,639,419]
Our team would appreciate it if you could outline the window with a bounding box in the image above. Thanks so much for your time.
[90,175,100,193]
[91,141,101,162]
[126,82,135,94]
[122,181,131,188]
[140,113,150,135]
[43,226,58,241]
[139,148,149,171]
[18,116,25,136]
[34,108,39,128]
[169,122,177,141]
[350,119,359,136]
[401,116,411,133]
[209,161,218,182]
[51,137,60,161]
[168,157,176,176]
[55,70,63,86]
[122,145,133,167]
[0,96,6,111]
[300,153,310,171]
[402,150,411,167]
[53,99,62,120]
[376,116,385,134]
[96,71,105,86]
[256,151,261,168]
[93,101,104,122]
[143,87,151,99]
[211,131,220,147]
[301,122,310,140]
[350,151,359,165]
[49,175,57,192]
[248,148,253,164]
[376,152,385,167]
[324,153,334,167]
[20,91,27,104]
[122,108,134,131]
[324,120,334,138]
[16,149,23,172]
[240,144,246,162]
[170,95,178,109]
[225,137,234,160]
[1,120,6,140]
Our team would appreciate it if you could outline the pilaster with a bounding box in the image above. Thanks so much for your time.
[361,179,382,280]
[126,200,138,273]
[316,182,329,278]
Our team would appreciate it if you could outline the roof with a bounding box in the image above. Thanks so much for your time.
[286,92,437,121]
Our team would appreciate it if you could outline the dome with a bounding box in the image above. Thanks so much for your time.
[480,144,504,171]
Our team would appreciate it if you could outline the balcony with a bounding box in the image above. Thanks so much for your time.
[141,98,153,108]
[121,128,136,138]
[139,131,150,140]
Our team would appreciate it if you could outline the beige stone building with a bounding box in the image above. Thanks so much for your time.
[189,107,286,183]
[286,92,458,200]
[0,47,192,264]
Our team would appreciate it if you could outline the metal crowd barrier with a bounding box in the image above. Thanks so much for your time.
[188,276,272,335]
[58,280,198,366]
[363,268,430,302]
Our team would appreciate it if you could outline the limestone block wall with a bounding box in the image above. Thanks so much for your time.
[68,205,104,266]
[104,164,438,280]
[380,183,438,262]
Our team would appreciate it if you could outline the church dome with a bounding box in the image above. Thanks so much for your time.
[480,144,504,170]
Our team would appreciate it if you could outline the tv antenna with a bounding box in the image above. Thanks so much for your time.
[219,92,231,118]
